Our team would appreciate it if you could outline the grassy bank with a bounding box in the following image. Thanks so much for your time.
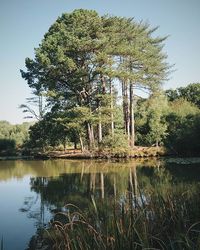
[33,146,168,160]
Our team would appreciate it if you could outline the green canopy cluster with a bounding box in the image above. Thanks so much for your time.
[21,9,170,151]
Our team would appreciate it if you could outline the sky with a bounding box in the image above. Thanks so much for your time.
[0,0,200,124]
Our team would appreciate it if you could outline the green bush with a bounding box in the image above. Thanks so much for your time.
[0,139,16,152]
[99,133,129,150]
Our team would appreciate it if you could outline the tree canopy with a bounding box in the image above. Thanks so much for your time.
[166,83,200,108]
[21,9,170,151]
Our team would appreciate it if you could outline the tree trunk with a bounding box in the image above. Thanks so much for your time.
[156,140,159,147]
[97,98,102,143]
[87,123,95,150]
[91,124,95,148]
[110,79,114,137]
[79,134,84,152]
[38,93,43,120]
[87,123,92,150]
[101,75,106,94]
[98,119,102,143]
[97,75,106,143]
[122,80,130,139]
[63,138,66,151]
[129,83,135,147]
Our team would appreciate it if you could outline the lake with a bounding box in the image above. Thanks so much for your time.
[0,158,200,249]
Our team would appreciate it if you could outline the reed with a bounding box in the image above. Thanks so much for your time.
[44,188,200,249]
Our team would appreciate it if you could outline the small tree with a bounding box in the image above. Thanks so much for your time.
[146,91,169,146]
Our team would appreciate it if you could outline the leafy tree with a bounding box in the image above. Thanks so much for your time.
[165,99,200,155]
[0,121,31,154]
[21,9,169,150]
[146,91,169,146]
[0,139,16,152]
[27,113,68,150]
[135,92,168,146]
[166,83,200,108]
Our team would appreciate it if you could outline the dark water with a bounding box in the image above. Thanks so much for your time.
[0,158,200,250]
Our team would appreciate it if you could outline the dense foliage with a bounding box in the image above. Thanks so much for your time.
[0,121,31,154]
[19,9,200,156]
[166,83,200,108]
[21,9,169,152]
[135,88,200,155]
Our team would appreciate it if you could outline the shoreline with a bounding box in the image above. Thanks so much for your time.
[0,146,180,160]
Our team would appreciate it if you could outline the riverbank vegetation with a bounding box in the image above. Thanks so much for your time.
[42,189,200,249]
[0,121,31,156]
[1,10,200,157]
[1,82,199,157]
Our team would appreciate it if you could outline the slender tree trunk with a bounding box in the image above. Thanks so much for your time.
[87,123,92,150]
[122,80,130,140]
[98,118,102,143]
[91,124,95,148]
[129,83,135,147]
[97,75,106,144]
[156,140,159,147]
[63,138,66,151]
[97,99,102,143]
[39,94,42,120]
[101,75,106,94]
[122,81,125,132]
[87,122,95,150]
[79,134,84,152]
[110,79,114,137]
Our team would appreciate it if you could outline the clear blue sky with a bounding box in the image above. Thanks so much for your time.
[0,0,199,124]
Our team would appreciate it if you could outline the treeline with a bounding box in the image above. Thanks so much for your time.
[21,84,199,156]
[0,86,199,156]
[10,9,197,156]
[136,83,200,154]
[19,9,200,156]
[0,121,31,154]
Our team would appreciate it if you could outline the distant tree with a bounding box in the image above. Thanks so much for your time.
[0,121,12,138]
[165,99,200,155]
[135,92,168,146]
[146,91,169,146]
[166,83,200,108]
[0,121,32,153]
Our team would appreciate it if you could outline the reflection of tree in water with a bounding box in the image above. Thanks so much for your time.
[19,160,200,249]
[30,172,129,210]
[24,162,175,223]
[21,161,189,226]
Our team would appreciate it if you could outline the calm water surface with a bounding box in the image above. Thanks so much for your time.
[0,158,200,249]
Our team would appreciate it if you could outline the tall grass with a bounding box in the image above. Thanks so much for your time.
[44,188,200,250]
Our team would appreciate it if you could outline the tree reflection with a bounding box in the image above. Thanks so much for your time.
[23,160,171,226]
[16,159,200,249]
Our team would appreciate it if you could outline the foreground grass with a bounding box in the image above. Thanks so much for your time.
[41,186,200,250]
